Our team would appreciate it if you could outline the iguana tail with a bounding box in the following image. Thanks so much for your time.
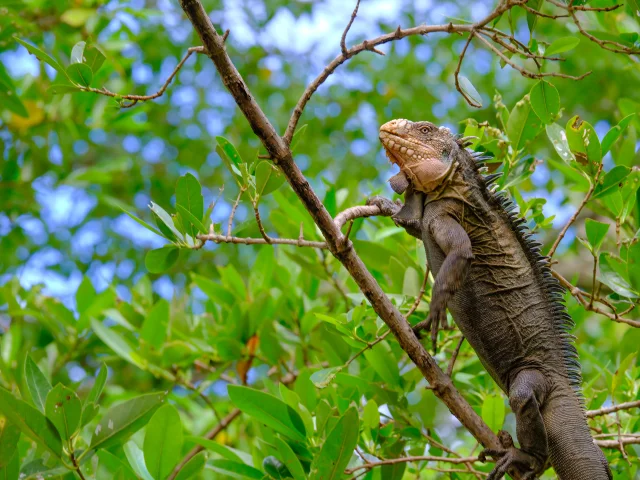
[542,388,612,480]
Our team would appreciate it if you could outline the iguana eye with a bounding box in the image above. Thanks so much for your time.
[420,126,431,134]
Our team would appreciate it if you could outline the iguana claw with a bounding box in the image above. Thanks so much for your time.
[412,306,447,354]
[479,431,542,480]
[366,196,402,217]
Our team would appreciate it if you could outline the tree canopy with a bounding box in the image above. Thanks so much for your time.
[0,0,639,479]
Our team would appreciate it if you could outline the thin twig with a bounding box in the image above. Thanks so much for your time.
[551,270,640,327]
[81,46,206,107]
[345,454,484,474]
[446,336,465,377]
[475,33,591,80]
[520,4,569,19]
[253,203,272,243]
[227,186,246,237]
[568,9,640,55]
[548,163,603,258]
[341,0,361,56]
[586,400,640,418]
[407,264,430,318]
[198,232,327,249]
[454,32,480,108]
[166,409,241,480]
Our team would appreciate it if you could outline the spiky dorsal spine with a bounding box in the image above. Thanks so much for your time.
[463,149,584,400]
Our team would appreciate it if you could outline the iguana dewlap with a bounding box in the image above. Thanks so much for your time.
[372,118,612,480]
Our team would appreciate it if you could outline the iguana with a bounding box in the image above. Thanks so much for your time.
[368,119,612,480]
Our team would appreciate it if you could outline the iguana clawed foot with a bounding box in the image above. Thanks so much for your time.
[412,306,448,354]
[479,430,542,480]
[366,196,402,217]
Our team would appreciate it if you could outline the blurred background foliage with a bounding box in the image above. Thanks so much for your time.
[0,0,639,479]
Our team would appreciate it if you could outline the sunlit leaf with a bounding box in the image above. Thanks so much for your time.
[545,36,580,55]
[89,392,166,451]
[458,75,482,107]
[228,385,306,442]
[530,80,559,124]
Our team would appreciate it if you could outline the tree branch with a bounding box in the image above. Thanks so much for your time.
[178,0,514,465]
[586,400,640,418]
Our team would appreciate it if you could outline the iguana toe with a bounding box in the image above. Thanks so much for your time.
[480,445,542,480]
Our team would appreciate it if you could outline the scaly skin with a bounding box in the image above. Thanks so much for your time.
[374,119,612,480]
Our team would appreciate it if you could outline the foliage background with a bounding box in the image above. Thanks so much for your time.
[0,0,639,479]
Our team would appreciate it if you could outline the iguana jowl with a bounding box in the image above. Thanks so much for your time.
[370,119,612,480]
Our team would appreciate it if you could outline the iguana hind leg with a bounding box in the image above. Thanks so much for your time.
[480,370,548,480]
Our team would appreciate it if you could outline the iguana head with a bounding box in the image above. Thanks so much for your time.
[379,119,458,192]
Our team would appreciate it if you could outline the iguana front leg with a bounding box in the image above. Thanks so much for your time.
[413,214,473,350]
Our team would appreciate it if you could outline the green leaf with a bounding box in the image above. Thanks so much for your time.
[66,63,93,87]
[311,406,359,480]
[546,123,576,165]
[140,299,169,348]
[310,367,342,389]
[0,387,62,459]
[175,173,204,237]
[216,136,243,167]
[176,205,207,235]
[612,352,636,393]
[565,115,602,177]
[119,207,164,238]
[458,75,482,107]
[526,0,543,36]
[0,90,28,117]
[185,435,243,463]
[14,37,67,78]
[91,319,147,369]
[0,451,18,480]
[24,355,51,412]
[45,384,82,440]
[47,84,82,95]
[545,36,580,56]
[290,124,308,152]
[84,44,106,73]
[598,253,638,298]
[123,441,154,480]
[191,273,236,306]
[227,385,306,442]
[85,364,108,407]
[144,404,184,480]
[507,95,543,150]
[174,452,206,480]
[208,459,263,479]
[70,41,86,64]
[97,450,139,479]
[529,80,559,124]
[0,416,20,467]
[481,394,505,433]
[273,437,306,480]
[364,341,400,387]
[215,145,242,182]
[145,246,179,274]
[149,202,184,241]
[76,275,97,314]
[89,391,166,451]
[601,114,635,155]
[60,8,96,27]
[363,399,380,430]
[255,161,286,198]
[594,166,631,199]
[585,219,610,253]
